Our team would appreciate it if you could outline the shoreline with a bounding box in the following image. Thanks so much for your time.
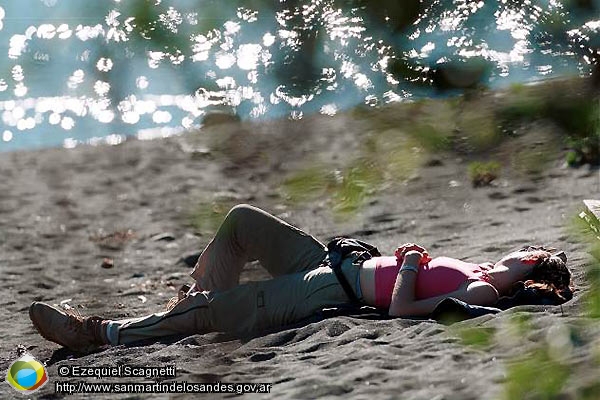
[1,74,590,156]
[1,76,599,399]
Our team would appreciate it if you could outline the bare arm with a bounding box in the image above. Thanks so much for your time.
[388,251,499,318]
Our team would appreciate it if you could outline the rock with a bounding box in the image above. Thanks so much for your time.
[488,191,509,200]
[425,157,443,167]
[151,232,176,242]
[190,148,212,160]
[165,272,188,281]
[407,173,421,182]
[431,57,492,90]
[179,251,201,268]
[178,142,211,159]
[101,258,114,269]
[202,111,241,127]
[90,229,135,250]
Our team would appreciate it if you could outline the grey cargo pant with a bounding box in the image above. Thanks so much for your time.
[112,204,360,344]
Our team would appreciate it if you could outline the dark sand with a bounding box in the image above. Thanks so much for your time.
[1,80,599,399]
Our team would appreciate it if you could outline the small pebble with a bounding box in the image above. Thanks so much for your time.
[179,252,201,268]
[425,157,443,166]
[101,258,114,269]
[151,232,176,242]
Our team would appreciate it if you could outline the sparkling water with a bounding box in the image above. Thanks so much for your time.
[0,0,597,152]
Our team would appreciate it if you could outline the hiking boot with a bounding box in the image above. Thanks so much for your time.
[29,302,109,353]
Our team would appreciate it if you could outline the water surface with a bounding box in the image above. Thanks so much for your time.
[0,0,597,152]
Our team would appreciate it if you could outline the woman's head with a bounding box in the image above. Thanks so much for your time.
[516,245,573,303]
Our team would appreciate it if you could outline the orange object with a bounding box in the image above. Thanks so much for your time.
[395,247,431,267]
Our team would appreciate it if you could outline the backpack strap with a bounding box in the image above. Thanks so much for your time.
[326,237,380,305]
[329,259,361,305]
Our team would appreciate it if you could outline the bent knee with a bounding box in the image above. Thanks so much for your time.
[226,203,259,222]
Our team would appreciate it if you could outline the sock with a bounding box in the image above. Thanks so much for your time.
[106,321,120,345]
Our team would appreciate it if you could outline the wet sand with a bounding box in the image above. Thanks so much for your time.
[1,81,599,399]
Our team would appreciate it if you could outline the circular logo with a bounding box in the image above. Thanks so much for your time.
[6,354,48,393]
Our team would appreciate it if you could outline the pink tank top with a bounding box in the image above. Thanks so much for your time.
[374,256,491,308]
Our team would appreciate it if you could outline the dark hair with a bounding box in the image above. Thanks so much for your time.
[514,245,573,304]
[525,256,573,302]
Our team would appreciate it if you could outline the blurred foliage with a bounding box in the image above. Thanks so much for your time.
[128,0,183,51]
[454,326,495,348]
[503,347,571,400]
[118,0,422,90]
[188,198,238,235]
[410,124,452,152]
[497,91,545,125]
[511,140,556,178]
[406,101,457,151]
[331,157,383,215]
[467,161,501,187]
[374,130,423,182]
[457,106,501,153]
[344,0,422,33]
[509,312,533,335]
[498,91,600,166]
[280,78,598,215]
[281,165,337,204]
[569,209,600,319]
[496,272,596,400]
[449,312,574,400]
[585,262,600,319]
[578,381,600,400]
[116,0,600,96]
[548,98,599,166]
[280,129,422,216]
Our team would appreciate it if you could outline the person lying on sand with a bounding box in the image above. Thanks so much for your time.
[29,204,573,353]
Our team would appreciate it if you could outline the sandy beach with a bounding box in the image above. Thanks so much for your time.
[1,78,599,399]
